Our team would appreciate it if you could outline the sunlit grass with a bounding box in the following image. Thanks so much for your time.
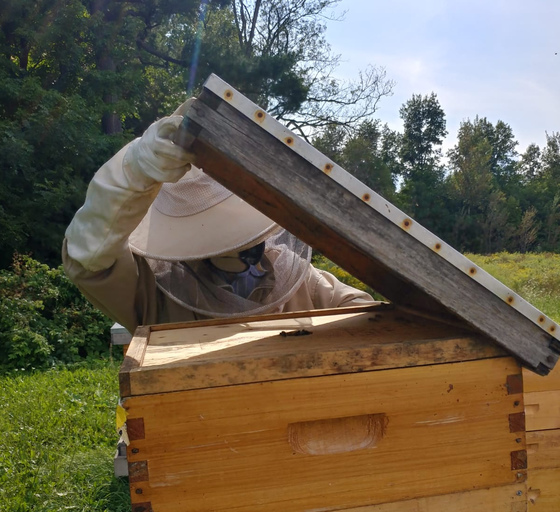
[0,361,130,512]
[467,252,560,322]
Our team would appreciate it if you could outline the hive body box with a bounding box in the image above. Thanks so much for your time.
[119,305,560,511]
[522,364,560,510]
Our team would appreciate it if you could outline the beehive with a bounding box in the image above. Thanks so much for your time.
[119,304,560,511]
[118,73,560,511]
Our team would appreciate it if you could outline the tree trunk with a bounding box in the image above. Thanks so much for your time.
[91,0,123,135]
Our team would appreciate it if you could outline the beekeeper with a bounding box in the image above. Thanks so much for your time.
[62,103,375,333]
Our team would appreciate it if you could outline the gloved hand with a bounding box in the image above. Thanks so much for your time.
[124,115,196,184]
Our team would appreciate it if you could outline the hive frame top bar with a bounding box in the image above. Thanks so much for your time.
[202,73,560,344]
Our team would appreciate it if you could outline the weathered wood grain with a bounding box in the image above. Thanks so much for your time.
[176,91,558,374]
[124,308,505,396]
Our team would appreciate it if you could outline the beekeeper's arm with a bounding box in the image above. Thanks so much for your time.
[62,110,194,331]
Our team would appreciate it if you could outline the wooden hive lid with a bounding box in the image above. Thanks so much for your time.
[119,304,508,397]
[172,73,559,375]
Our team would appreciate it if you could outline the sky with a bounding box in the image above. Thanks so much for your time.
[323,0,560,156]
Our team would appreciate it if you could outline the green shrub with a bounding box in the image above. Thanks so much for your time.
[0,254,112,371]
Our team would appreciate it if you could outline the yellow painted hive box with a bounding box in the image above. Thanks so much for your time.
[119,305,560,512]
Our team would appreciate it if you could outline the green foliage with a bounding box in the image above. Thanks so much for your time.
[312,120,398,200]
[397,92,449,234]
[0,361,130,511]
[0,0,394,268]
[0,255,113,371]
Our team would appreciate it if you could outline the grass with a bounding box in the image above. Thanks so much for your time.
[1,252,559,511]
[0,361,130,512]
[467,252,560,322]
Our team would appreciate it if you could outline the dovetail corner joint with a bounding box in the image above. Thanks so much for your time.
[510,450,528,470]
[506,374,523,395]
[127,418,146,441]
[132,503,153,512]
[508,412,526,433]
[129,460,149,483]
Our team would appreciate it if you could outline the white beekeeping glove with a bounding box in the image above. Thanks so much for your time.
[124,115,193,185]
[65,113,195,272]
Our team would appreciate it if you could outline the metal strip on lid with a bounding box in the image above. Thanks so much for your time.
[202,73,560,344]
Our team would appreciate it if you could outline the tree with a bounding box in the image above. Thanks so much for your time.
[1,0,396,268]
[517,143,542,184]
[311,123,346,162]
[482,119,519,190]
[0,0,133,267]
[446,117,521,253]
[312,120,398,200]
[544,194,560,251]
[340,120,396,199]
[0,0,218,266]
[397,93,448,232]
[539,133,560,251]
[225,0,394,137]
[448,120,493,216]
[516,206,540,253]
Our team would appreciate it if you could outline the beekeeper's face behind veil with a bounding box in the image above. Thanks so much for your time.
[128,166,311,318]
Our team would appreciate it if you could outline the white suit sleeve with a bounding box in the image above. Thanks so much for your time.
[65,115,194,272]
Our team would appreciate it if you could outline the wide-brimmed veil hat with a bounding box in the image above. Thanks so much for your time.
[129,166,280,260]
[128,166,312,318]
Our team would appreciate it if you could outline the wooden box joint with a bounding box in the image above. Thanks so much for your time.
[507,373,524,395]
[128,460,149,483]
[510,450,528,470]
[509,412,526,433]
[127,417,146,441]
[131,502,153,512]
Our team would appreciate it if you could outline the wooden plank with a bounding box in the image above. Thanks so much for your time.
[338,484,526,511]
[127,309,505,395]
[147,303,389,332]
[525,391,560,431]
[527,430,560,470]
[119,326,150,398]
[175,86,558,375]
[527,468,560,511]
[523,365,560,393]
[125,357,524,511]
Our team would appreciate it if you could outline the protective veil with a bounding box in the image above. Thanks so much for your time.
[145,229,312,318]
